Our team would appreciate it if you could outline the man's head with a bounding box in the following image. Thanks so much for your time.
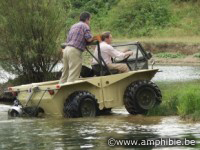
[80,12,91,25]
[101,32,112,44]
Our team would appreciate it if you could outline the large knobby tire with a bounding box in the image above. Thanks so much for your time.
[63,91,98,118]
[25,107,44,117]
[124,80,162,115]
[8,109,20,117]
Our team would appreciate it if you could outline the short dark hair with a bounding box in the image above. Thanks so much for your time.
[101,32,111,41]
[80,12,91,22]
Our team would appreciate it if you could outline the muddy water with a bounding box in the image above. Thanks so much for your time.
[0,65,200,149]
[0,106,199,150]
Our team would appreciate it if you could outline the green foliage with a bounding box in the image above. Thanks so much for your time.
[65,0,199,37]
[0,0,69,84]
[65,0,117,33]
[148,82,200,121]
[69,0,116,14]
[194,53,200,58]
[155,52,185,58]
[177,86,200,117]
[172,0,198,3]
[148,83,180,116]
[106,0,172,36]
[170,1,200,36]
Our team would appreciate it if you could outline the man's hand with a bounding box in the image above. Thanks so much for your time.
[86,35,101,43]
[92,35,102,42]
[124,51,133,57]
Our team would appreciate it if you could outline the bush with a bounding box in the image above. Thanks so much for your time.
[0,0,69,84]
[194,53,200,58]
[177,86,200,117]
[63,0,200,37]
[148,82,200,121]
[65,0,117,33]
[106,0,172,36]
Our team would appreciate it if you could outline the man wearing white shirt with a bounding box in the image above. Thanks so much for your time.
[92,32,133,73]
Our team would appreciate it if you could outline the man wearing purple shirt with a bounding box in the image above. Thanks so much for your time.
[60,12,94,83]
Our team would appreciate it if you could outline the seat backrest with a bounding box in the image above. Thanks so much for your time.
[92,64,118,76]
[80,65,94,77]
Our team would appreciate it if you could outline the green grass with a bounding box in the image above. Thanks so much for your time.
[97,1,200,38]
[148,81,200,121]
[155,52,186,58]
[194,53,200,58]
[68,1,200,39]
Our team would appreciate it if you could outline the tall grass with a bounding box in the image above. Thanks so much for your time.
[177,86,200,120]
[194,53,200,58]
[148,82,200,121]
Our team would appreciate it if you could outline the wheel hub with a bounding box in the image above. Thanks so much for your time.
[81,98,96,117]
[137,87,156,110]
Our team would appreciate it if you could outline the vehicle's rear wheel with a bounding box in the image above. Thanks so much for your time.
[8,109,19,117]
[124,80,162,115]
[23,107,44,117]
[63,91,98,118]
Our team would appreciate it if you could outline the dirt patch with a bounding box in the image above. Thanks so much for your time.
[142,42,200,65]
[143,42,200,55]
[153,55,200,65]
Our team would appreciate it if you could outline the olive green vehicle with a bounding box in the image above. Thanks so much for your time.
[8,42,162,118]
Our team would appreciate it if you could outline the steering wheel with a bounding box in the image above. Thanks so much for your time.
[115,54,131,63]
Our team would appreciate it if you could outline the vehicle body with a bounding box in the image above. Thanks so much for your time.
[8,42,162,118]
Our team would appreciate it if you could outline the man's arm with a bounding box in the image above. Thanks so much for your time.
[86,35,101,42]
[86,37,93,42]
[108,45,133,59]
[108,45,126,59]
[84,24,101,42]
[124,51,133,57]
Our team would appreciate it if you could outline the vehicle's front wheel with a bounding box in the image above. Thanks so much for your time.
[124,80,162,115]
[63,91,98,118]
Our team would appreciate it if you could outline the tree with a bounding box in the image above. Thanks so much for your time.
[0,0,69,84]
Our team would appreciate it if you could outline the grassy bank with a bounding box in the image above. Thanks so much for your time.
[65,0,200,38]
[148,81,200,121]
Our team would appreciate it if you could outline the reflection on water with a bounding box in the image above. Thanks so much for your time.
[0,105,199,150]
[153,65,200,82]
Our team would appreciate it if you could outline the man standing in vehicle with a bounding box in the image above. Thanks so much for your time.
[60,12,94,83]
[92,32,133,73]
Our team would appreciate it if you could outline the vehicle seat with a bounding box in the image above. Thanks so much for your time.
[92,64,119,76]
[80,65,94,77]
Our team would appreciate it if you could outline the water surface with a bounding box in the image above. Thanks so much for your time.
[153,65,200,82]
[0,65,199,149]
[0,105,199,150]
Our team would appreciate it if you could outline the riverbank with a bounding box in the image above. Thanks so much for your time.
[153,55,200,65]
[148,81,200,121]
[114,36,200,65]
